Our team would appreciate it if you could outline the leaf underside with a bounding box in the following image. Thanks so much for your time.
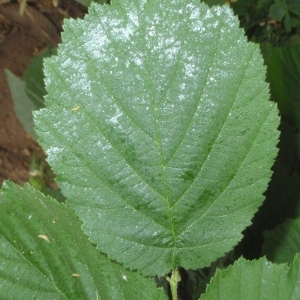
[35,0,279,275]
[0,182,167,299]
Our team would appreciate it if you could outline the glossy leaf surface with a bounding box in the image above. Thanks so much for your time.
[35,0,279,275]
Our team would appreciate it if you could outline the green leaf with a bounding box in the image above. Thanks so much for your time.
[75,0,109,6]
[285,0,300,18]
[262,217,300,264]
[250,120,300,233]
[35,0,279,276]
[200,255,300,299]
[270,0,287,20]
[262,44,300,128]
[0,182,167,299]
[5,70,37,139]
[201,0,226,7]
[24,48,56,110]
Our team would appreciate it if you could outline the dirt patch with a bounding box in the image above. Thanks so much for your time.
[0,0,86,186]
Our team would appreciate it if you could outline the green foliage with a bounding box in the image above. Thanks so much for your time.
[5,49,55,140]
[201,0,226,6]
[24,48,56,110]
[248,45,300,247]
[228,0,300,45]
[269,0,300,32]
[35,0,278,278]
[75,0,109,6]
[201,255,300,299]
[0,182,166,299]
[28,155,66,202]
[233,42,300,277]
[2,0,295,299]
[5,69,37,139]
[263,217,300,263]
[262,44,300,127]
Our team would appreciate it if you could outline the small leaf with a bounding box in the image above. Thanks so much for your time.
[35,0,279,276]
[24,48,56,110]
[201,255,300,299]
[263,217,300,264]
[0,182,167,299]
[5,70,37,139]
[262,44,300,128]
[270,0,287,20]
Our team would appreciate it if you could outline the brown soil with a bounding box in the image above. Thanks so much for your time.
[0,0,86,186]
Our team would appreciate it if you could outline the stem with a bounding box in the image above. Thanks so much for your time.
[167,268,181,300]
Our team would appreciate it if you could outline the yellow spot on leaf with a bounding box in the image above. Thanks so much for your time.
[71,106,80,111]
[72,273,80,277]
[38,234,49,242]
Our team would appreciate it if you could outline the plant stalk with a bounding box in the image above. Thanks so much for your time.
[167,268,181,300]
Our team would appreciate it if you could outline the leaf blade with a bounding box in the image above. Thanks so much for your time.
[263,217,300,264]
[200,255,300,300]
[0,182,167,299]
[5,70,37,139]
[35,0,279,275]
